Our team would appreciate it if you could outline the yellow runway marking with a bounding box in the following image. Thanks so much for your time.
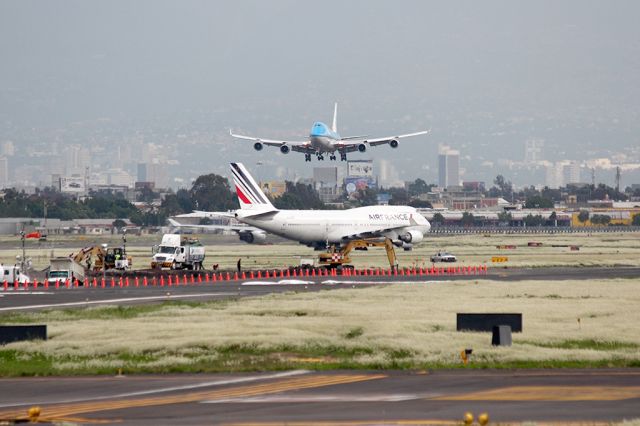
[434,385,640,401]
[223,421,616,426]
[223,421,461,426]
[0,374,384,421]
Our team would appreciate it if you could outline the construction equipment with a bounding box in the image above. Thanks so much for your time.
[70,245,132,271]
[318,238,399,270]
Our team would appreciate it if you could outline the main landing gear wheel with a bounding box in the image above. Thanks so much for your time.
[317,154,324,161]
[340,152,347,161]
[329,154,336,161]
[304,153,311,162]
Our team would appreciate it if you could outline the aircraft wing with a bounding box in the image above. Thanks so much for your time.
[175,210,236,219]
[229,130,308,147]
[338,129,431,151]
[341,226,405,241]
[168,218,258,233]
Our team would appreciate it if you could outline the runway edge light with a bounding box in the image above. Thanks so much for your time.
[478,412,490,425]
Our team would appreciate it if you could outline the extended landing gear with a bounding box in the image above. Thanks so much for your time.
[316,153,325,161]
[340,152,347,161]
[329,154,336,161]
[305,153,311,162]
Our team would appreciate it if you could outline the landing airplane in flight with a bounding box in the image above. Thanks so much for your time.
[230,104,430,162]
[229,162,431,250]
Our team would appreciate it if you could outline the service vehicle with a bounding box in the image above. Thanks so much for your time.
[151,234,206,270]
[47,257,86,285]
[430,251,457,263]
[0,264,30,284]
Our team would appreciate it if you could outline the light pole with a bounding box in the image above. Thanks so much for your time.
[101,243,108,282]
[20,230,25,272]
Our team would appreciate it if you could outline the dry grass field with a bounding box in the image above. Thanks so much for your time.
[2,231,639,272]
[2,277,639,375]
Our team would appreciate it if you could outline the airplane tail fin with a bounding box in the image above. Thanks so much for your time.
[230,162,277,212]
[332,102,338,133]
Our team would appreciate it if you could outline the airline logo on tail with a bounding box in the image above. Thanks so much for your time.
[230,162,275,211]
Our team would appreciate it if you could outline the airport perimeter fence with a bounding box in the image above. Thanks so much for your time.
[429,225,640,235]
[1,264,489,291]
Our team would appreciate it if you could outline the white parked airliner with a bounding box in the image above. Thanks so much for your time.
[230,104,430,162]
[230,162,431,250]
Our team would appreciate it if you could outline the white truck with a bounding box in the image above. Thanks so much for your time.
[151,234,206,270]
[430,251,457,263]
[47,257,86,285]
[0,264,31,284]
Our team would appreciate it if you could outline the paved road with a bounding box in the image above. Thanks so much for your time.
[0,369,638,425]
[1,266,639,312]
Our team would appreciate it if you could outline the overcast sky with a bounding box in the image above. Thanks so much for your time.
[1,1,639,183]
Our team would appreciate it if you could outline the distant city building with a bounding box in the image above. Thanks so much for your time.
[106,169,134,187]
[462,181,486,192]
[313,167,339,203]
[377,159,403,188]
[438,145,460,188]
[545,161,582,189]
[137,163,148,182]
[313,167,338,184]
[525,139,544,163]
[0,157,8,189]
[65,145,91,175]
[564,161,581,185]
[1,141,15,157]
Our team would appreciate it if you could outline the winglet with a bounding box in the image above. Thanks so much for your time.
[332,102,338,133]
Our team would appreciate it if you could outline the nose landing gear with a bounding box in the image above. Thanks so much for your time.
[305,153,311,162]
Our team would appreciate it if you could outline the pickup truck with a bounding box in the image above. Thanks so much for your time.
[430,252,457,263]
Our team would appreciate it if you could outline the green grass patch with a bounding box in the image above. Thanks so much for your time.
[3,347,639,376]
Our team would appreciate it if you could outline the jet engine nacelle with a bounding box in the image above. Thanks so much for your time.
[280,144,290,154]
[253,142,263,151]
[400,229,424,244]
[357,143,367,152]
[389,139,399,148]
[239,230,267,244]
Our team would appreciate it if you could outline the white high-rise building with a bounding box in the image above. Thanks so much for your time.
[438,145,460,188]
[565,161,581,184]
[525,139,544,163]
[378,159,403,188]
[0,156,9,188]
[1,141,15,157]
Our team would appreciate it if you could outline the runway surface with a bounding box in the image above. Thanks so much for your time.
[0,369,639,425]
[1,266,639,312]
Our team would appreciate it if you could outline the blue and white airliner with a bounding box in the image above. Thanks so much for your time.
[230,103,430,162]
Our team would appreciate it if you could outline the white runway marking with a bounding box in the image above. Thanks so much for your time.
[0,293,227,312]
[321,280,452,285]
[0,370,309,408]
[242,279,315,286]
[203,393,434,403]
[0,291,53,296]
